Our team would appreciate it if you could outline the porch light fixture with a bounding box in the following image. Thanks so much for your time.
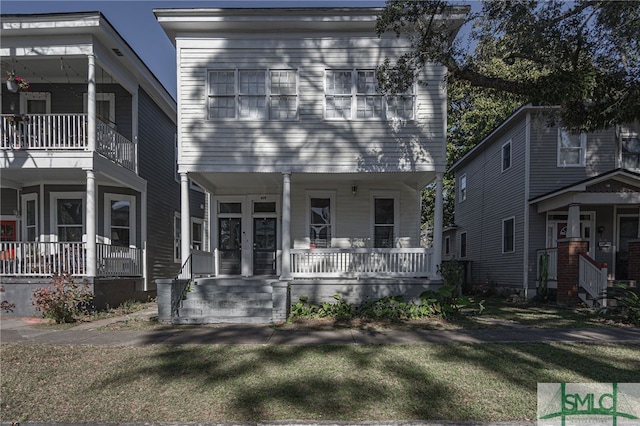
[351,185,358,196]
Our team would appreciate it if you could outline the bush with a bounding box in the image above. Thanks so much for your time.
[599,283,640,324]
[32,273,94,323]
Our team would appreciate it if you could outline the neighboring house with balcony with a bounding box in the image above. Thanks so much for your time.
[446,105,640,305]
[154,7,468,323]
[0,12,205,315]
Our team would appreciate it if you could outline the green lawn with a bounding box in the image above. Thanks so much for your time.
[2,342,638,423]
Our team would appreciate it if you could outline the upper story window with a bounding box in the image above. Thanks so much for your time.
[502,140,512,172]
[459,174,467,202]
[208,69,298,120]
[325,69,414,120]
[621,135,640,170]
[558,129,586,167]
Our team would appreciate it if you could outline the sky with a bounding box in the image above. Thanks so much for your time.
[0,0,395,99]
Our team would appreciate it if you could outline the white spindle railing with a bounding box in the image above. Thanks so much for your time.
[579,254,608,307]
[290,248,434,278]
[96,243,142,277]
[96,119,137,171]
[0,241,142,277]
[1,114,136,171]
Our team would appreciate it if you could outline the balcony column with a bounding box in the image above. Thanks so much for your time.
[432,172,444,279]
[86,170,97,277]
[180,173,191,267]
[279,172,292,281]
[87,53,96,152]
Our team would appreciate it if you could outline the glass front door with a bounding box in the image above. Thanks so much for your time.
[253,218,276,275]
[218,218,241,275]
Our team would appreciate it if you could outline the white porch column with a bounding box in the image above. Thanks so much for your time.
[567,203,581,238]
[86,170,97,277]
[280,172,292,281]
[87,53,96,152]
[432,172,444,278]
[180,173,191,267]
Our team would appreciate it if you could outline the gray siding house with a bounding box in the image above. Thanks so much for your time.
[154,7,468,323]
[449,105,640,304]
[0,12,204,315]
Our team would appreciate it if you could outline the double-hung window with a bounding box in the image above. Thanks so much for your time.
[372,196,397,248]
[309,197,332,248]
[502,140,512,172]
[558,129,586,167]
[209,69,297,120]
[502,217,515,253]
[325,69,414,120]
[459,174,467,202]
[621,135,640,170]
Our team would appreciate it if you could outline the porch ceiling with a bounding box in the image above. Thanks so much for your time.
[189,171,435,194]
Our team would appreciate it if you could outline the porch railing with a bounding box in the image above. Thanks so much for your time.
[290,248,434,278]
[0,241,142,277]
[1,114,137,171]
[96,243,143,277]
[579,253,608,307]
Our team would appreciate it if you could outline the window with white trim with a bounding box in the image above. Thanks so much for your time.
[373,197,396,248]
[309,197,332,248]
[22,194,38,242]
[51,194,85,242]
[444,236,451,256]
[460,231,467,258]
[558,129,586,167]
[191,218,204,251]
[105,194,135,247]
[20,92,51,114]
[502,140,512,172]
[621,135,640,170]
[459,174,467,202]
[207,69,297,120]
[325,69,414,120]
[502,217,515,253]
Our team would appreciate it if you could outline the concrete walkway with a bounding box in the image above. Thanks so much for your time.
[1,306,639,347]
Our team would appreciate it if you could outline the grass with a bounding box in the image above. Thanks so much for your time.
[1,342,638,423]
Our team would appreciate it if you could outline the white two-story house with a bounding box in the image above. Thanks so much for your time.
[1,12,205,315]
[155,7,468,322]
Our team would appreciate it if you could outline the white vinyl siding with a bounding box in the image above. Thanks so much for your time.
[178,37,446,173]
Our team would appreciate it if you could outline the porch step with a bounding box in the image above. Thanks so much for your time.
[175,278,275,324]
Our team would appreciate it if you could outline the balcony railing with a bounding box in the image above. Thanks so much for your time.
[0,242,142,277]
[1,114,137,172]
[290,248,434,278]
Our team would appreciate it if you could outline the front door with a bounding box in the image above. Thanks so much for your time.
[616,216,639,280]
[219,218,241,275]
[253,218,276,275]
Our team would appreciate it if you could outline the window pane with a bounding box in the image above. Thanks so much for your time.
[111,200,130,227]
[111,228,130,247]
[270,96,297,120]
[503,219,514,252]
[326,96,351,119]
[310,198,331,248]
[560,149,581,165]
[374,198,394,224]
[387,96,414,120]
[356,71,377,94]
[560,131,581,148]
[209,96,235,119]
[326,71,351,95]
[239,70,266,95]
[219,202,242,214]
[374,226,394,248]
[254,202,276,213]
[356,96,383,119]
[502,143,511,170]
[460,233,467,257]
[239,95,266,119]
[209,71,235,95]
[26,199,36,226]
[58,200,82,225]
[270,71,296,95]
[27,99,47,114]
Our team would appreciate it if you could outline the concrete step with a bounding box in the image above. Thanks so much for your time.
[188,285,273,295]
[183,291,273,302]
[181,298,272,310]
[173,315,272,324]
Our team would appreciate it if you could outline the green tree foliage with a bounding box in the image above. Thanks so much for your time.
[376,0,640,133]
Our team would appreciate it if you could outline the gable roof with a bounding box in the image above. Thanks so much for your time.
[450,104,558,172]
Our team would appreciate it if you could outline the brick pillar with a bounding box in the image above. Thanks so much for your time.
[629,240,640,284]
[557,238,589,305]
